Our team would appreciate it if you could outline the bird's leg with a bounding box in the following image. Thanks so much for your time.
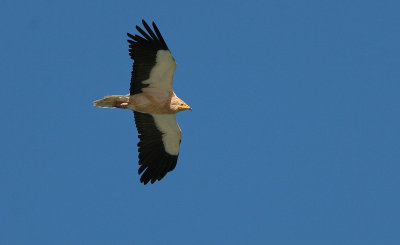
[116,102,129,109]
[114,96,130,109]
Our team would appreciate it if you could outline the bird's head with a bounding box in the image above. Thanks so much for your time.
[172,96,192,112]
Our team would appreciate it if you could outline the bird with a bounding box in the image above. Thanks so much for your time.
[94,20,191,185]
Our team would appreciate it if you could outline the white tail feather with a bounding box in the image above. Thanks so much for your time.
[93,95,129,108]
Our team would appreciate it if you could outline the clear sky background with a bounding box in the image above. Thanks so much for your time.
[1,0,399,244]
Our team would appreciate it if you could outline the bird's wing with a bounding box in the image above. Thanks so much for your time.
[127,20,176,95]
[134,111,182,184]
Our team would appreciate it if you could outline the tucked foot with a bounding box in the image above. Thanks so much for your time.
[116,102,129,109]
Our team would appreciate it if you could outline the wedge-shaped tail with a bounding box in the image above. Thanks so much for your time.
[94,95,129,108]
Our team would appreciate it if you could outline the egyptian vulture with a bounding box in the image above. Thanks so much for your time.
[94,20,191,185]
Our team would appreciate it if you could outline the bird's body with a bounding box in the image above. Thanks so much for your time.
[94,89,188,114]
[94,20,190,184]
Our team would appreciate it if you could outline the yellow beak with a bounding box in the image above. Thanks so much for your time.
[182,103,192,111]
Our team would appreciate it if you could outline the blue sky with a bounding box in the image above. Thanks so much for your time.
[1,0,399,244]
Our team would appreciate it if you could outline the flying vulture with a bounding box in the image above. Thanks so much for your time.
[94,20,191,184]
